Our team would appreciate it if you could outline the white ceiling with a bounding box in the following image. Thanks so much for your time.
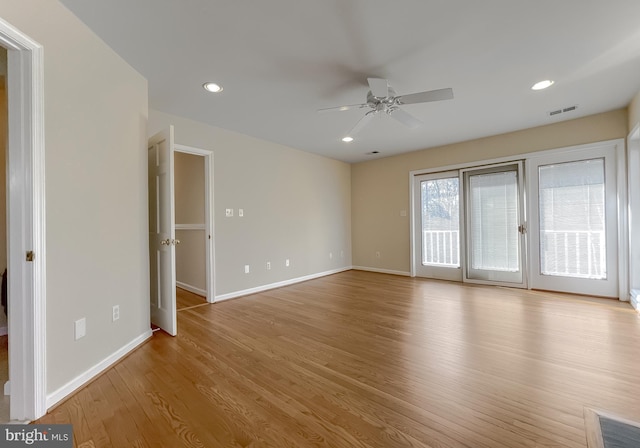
[60,0,640,163]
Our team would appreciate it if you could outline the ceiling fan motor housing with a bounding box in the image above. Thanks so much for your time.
[367,87,397,113]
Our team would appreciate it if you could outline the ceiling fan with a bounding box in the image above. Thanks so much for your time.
[319,78,454,138]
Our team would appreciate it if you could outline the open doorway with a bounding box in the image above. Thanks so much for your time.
[174,145,214,310]
[0,16,47,421]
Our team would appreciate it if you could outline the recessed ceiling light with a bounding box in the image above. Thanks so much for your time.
[203,82,223,93]
[342,136,354,143]
[531,80,554,91]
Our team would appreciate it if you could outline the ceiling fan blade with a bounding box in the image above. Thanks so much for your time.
[367,78,390,98]
[396,88,454,105]
[390,107,423,129]
[348,112,376,136]
[317,103,368,113]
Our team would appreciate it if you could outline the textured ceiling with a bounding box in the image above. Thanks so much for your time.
[60,0,640,163]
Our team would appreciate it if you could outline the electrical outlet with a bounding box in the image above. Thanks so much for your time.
[329,252,333,259]
[285,259,290,267]
[244,264,250,274]
[74,318,86,340]
[112,305,120,322]
[238,209,244,217]
[266,261,271,270]
[376,251,381,258]
[225,208,233,217]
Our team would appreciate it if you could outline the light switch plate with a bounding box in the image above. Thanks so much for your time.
[75,318,86,340]
[225,208,233,217]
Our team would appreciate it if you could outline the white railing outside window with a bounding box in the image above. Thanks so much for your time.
[541,230,606,279]
[422,230,460,267]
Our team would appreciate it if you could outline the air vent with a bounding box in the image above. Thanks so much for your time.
[549,105,578,117]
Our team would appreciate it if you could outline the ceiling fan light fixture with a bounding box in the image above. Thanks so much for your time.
[342,136,354,143]
[203,82,223,93]
[531,80,554,91]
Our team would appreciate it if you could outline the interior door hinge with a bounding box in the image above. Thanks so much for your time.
[26,251,35,262]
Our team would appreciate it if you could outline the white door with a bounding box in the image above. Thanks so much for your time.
[463,162,527,287]
[527,143,619,297]
[148,126,177,336]
[413,171,462,281]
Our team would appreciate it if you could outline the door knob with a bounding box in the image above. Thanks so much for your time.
[160,238,171,245]
[172,239,181,245]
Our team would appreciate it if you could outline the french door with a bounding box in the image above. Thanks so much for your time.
[462,162,527,287]
[413,171,462,281]
[527,144,619,297]
[413,142,620,297]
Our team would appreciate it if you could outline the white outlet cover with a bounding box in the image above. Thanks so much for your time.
[245,264,250,273]
[266,261,271,270]
[225,208,233,217]
[238,209,244,217]
[285,259,290,267]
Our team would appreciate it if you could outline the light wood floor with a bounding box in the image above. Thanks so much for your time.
[37,271,640,447]
[176,287,207,310]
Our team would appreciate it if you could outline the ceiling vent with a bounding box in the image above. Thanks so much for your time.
[549,105,578,117]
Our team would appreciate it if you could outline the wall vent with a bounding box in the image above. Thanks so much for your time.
[549,105,578,117]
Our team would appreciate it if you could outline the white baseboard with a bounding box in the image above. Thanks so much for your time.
[631,289,639,311]
[351,266,411,277]
[46,329,153,410]
[0,326,7,336]
[214,267,351,302]
[176,281,206,297]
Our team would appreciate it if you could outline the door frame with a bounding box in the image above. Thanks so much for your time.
[174,144,215,303]
[628,124,640,309]
[411,170,463,281]
[461,161,528,288]
[526,140,625,298]
[0,17,47,420]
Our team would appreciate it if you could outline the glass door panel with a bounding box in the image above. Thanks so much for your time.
[413,171,462,281]
[527,143,619,297]
[463,163,526,285]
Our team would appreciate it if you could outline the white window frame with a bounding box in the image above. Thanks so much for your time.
[412,170,462,281]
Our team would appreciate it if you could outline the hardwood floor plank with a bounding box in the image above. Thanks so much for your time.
[37,271,640,447]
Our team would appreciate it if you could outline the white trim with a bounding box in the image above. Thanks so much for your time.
[352,266,411,277]
[176,281,206,297]
[616,141,629,301]
[631,289,639,311]
[0,326,7,337]
[175,223,205,230]
[408,138,624,178]
[46,330,152,410]
[627,124,640,304]
[0,17,47,421]
[214,267,351,302]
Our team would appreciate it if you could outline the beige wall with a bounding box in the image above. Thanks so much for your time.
[629,91,640,132]
[0,1,149,393]
[175,152,206,292]
[351,109,628,273]
[149,109,352,296]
